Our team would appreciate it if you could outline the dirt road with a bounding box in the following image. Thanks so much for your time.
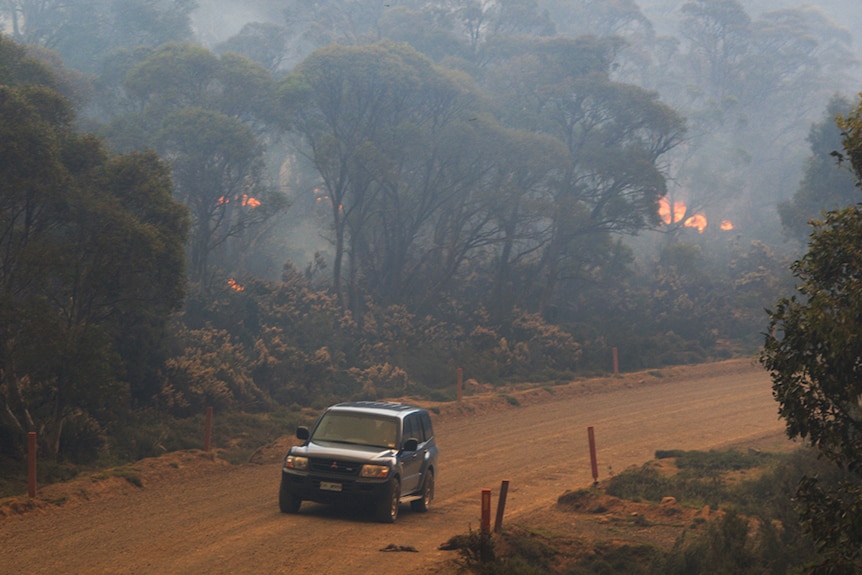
[0,358,791,575]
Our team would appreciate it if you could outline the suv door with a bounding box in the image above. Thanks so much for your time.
[399,413,424,494]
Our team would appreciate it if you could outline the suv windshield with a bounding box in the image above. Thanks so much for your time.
[311,411,399,449]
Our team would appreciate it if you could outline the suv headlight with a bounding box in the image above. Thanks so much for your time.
[360,464,390,479]
[284,455,309,470]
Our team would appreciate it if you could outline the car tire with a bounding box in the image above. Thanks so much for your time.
[411,470,433,512]
[278,477,302,513]
[376,478,400,523]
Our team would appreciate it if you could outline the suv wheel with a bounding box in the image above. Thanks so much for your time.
[376,478,400,523]
[278,477,302,513]
[410,470,433,512]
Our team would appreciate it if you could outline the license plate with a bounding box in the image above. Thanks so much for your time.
[320,481,342,492]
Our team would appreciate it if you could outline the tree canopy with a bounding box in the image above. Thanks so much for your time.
[761,94,862,573]
[0,35,189,458]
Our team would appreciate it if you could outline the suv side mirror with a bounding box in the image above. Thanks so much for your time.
[403,438,419,452]
[296,426,309,440]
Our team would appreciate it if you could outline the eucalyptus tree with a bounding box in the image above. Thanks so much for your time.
[282,0,388,50]
[483,35,685,316]
[280,0,554,62]
[621,1,858,248]
[543,0,653,39]
[1,0,102,49]
[478,128,567,320]
[673,1,855,120]
[743,7,856,188]
[679,0,752,102]
[156,108,285,284]
[115,42,281,147]
[109,43,287,286]
[450,0,555,54]
[761,98,862,573]
[0,36,189,458]
[0,0,196,72]
[214,22,290,74]
[282,41,497,314]
[778,96,860,246]
[376,3,470,63]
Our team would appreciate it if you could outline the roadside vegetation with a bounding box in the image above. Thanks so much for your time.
[452,447,837,575]
[0,405,313,498]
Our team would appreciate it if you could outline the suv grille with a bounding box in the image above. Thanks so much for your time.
[309,458,361,475]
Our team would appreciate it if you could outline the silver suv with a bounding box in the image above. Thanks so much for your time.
[279,401,439,523]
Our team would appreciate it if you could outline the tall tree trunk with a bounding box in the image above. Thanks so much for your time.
[332,203,346,310]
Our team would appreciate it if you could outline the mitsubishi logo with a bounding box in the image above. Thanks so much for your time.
[330,461,339,470]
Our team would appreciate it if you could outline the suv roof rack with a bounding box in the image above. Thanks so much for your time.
[331,401,419,413]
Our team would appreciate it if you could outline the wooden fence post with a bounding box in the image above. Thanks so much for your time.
[28,431,37,498]
[588,426,598,484]
[481,488,491,533]
[494,480,510,533]
[204,406,213,452]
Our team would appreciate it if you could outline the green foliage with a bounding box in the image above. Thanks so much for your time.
[58,411,106,464]
[761,96,862,572]
[608,449,781,512]
[499,449,831,574]
[778,96,860,245]
[0,41,188,460]
[456,528,497,571]
[565,544,660,575]
[605,465,679,504]
[655,449,771,475]
[0,0,195,73]
[102,43,287,284]
[662,510,762,575]
[160,324,270,416]
[838,97,862,182]
[171,268,591,411]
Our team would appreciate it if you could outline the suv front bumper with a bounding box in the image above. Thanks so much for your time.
[281,469,393,505]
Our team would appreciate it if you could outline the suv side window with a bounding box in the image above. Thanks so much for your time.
[419,412,434,440]
[403,413,424,444]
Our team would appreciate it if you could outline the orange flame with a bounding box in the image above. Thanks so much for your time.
[227,278,245,291]
[684,214,707,233]
[216,195,261,208]
[659,197,686,224]
[660,197,710,233]
[241,195,261,208]
[720,220,733,231]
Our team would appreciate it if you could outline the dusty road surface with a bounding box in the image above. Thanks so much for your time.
[1,358,792,575]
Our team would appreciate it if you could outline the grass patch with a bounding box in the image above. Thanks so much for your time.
[107,405,312,466]
[92,466,143,488]
[605,449,785,509]
[654,449,773,475]
[456,448,827,574]
[503,395,521,407]
[566,544,663,575]
[517,524,568,541]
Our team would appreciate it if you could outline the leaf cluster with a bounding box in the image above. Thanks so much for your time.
[0,39,189,462]
[760,95,862,572]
